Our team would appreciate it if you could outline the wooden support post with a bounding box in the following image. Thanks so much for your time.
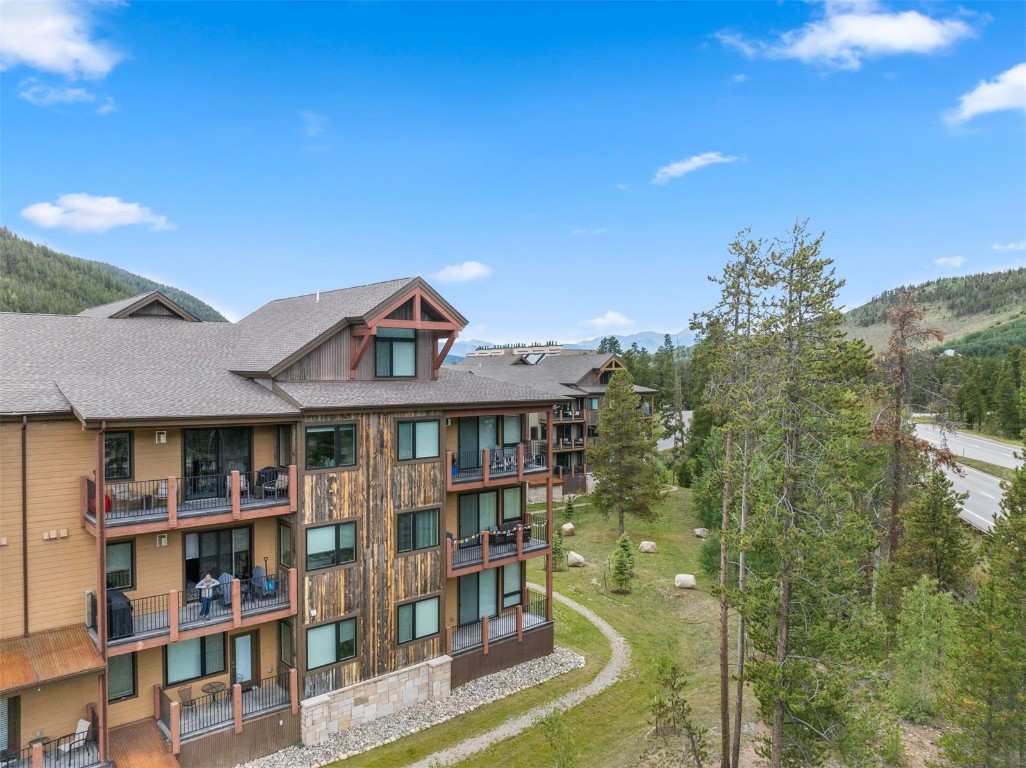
[446,450,454,492]
[167,476,178,527]
[31,742,43,768]
[482,616,490,655]
[170,701,181,755]
[288,464,298,512]
[517,443,524,481]
[169,589,180,639]
[288,568,298,613]
[482,449,490,484]
[482,531,490,568]
[516,525,524,559]
[232,579,242,627]
[289,668,299,715]
[230,470,241,519]
[516,605,524,643]
[445,625,453,655]
[233,684,243,734]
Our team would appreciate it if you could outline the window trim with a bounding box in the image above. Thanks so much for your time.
[164,633,227,686]
[396,508,440,554]
[278,522,293,569]
[304,423,357,471]
[104,431,133,482]
[305,616,358,671]
[305,520,358,572]
[106,540,135,591]
[279,620,294,668]
[375,328,417,378]
[397,419,440,462]
[108,652,137,703]
[397,595,441,645]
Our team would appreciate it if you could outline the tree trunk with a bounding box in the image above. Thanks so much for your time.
[888,355,904,560]
[720,429,733,768]
[731,430,750,768]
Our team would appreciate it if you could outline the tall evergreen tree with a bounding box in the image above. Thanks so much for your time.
[589,369,663,536]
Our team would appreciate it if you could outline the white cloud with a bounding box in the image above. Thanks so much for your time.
[0,0,122,79]
[571,228,607,236]
[21,193,174,233]
[584,310,633,330]
[17,77,94,105]
[717,3,973,71]
[731,73,748,83]
[299,110,329,138]
[96,95,116,115]
[992,240,1026,252]
[615,183,631,192]
[652,151,739,185]
[945,63,1026,125]
[433,261,492,283]
[934,256,965,268]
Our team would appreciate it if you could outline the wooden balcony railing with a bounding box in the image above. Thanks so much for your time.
[446,592,550,655]
[446,444,548,490]
[444,513,549,575]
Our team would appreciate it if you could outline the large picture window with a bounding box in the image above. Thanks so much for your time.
[397,597,439,643]
[397,420,439,461]
[375,329,416,378]
[106,541,134,590]
[105,431,132,481]
[397,509,439,553]
[166,634,225,685]
[307,619,356,670]
[305,425,356,470]
[306,522,357,571]
[108,653,136,702]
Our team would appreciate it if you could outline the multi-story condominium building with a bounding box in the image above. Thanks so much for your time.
[0,278,557,768]
[451,345,656,495]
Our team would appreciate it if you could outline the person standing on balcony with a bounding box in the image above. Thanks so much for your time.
[197,572,218,618]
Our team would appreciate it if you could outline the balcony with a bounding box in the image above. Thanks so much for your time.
[445,513,549,576]
[446,444,548,490]
[82,466,297,537]
[447,593,550,655]
[158,666,297,750]
[5,723,104,768]
[92,569,297,653]
[541,406,583,424]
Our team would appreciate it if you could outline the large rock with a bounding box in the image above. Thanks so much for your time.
[639,541,658,553]
[567,551,586,567]
[693,527,709,539]
[675,573,697,589]
[561,522,576,537]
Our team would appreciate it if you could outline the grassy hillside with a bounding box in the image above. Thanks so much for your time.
[842,268,1026,354]
[0,227,227,321]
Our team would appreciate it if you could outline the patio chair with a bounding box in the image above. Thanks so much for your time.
[219,571,233,607]
[178,686,196,708]
[252,565,267,599]
[58,719,91,756]
[154,480,168,506]
[263,471,288,498]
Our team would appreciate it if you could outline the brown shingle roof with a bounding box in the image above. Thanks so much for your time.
[449,353,657,396]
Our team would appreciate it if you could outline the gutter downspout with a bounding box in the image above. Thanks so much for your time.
[22,416,29,635]
[96,422,109,763]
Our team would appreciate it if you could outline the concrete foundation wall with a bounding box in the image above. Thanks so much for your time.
[300,655,451,745]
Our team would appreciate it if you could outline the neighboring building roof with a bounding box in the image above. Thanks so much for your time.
[0,625,105,694]
[230,277,468,374]
[277,368,564,411]
[1,313,297,420]
[77,291,199,321]
[449,352,657,396]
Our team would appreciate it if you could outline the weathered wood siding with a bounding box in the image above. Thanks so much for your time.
[301,410,445,690]
[279,328,351,382]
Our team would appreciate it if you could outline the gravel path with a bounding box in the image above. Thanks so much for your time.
[409,582,631,768]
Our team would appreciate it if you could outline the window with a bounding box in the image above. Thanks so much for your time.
[397,597,439,643]
[397,420,439,460]
[276,426,291,466]
[306,619,356,670]
[106,541,134,590]
[305,424,356,470]
[397,509,439,553]
[104,431,132,481]
[375,328,416,378]
[503,415,521,446]
[458,491,497,545]
[588,397,600,411]
[503,563,522,608]
[184,526,250,586]
[278,522,293,569]
[458,571,497,625]
[502,487,522,523]
[306,522,356,571]
[279,620,294,667]
[1,696,19,754]
[108,653,136,702]
[166,634,225,684]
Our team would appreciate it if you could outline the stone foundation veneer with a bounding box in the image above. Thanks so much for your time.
[300,655,452,745]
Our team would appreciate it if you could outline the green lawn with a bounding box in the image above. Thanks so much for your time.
[335,489,737,768]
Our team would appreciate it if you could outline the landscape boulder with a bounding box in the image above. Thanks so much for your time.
[567,551,586,567]
[693,528,709,539]
[639,541,658,554]
[561,522,575,537]
[675,573,697,589]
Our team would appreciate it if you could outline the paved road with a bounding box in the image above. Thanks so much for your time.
[915,423,1023,469]
[944,463,1006,532]
[657,410,693,451]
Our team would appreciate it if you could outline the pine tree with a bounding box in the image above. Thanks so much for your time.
[611,533,635,593]
[552,528,567,571]
[589,369,663,536]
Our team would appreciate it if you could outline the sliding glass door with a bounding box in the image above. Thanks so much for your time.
[183,428,251,500]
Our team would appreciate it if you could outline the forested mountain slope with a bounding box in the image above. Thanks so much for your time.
[0,228,227,321]
[842,268,1026,354]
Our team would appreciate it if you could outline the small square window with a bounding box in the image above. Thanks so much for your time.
[397,420,439,461]
[398,596,439,643]
[105,431,132,481]
[397,509,439,553]
[306,522,357,571]
[306,618,356,670]
[305,425,356,470]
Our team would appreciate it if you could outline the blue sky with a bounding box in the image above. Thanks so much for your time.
[2,1,1024,344]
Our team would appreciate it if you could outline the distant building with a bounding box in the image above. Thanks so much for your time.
[1,279,557,767]
[450,344,656,495]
